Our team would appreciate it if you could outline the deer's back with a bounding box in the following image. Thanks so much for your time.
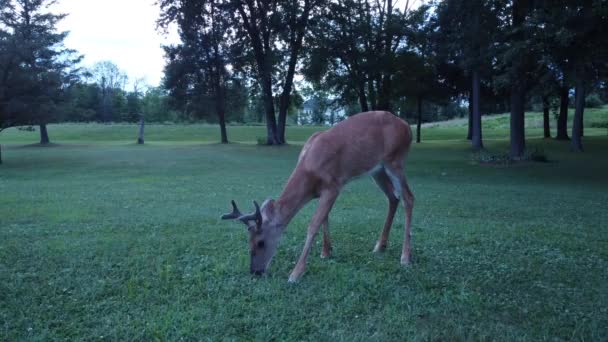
[298,111,411,185]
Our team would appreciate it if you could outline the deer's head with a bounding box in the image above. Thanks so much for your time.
[221,199,283,275]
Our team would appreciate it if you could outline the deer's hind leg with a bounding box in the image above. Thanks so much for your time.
[384,162,415,265]
[321,218,332,258]
[371,168,400,253]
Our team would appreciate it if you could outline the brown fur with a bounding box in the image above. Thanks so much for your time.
[228,111,415,281]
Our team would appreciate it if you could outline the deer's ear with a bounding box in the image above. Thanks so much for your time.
[263,198,275,211]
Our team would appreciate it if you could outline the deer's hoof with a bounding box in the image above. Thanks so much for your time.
[288,274,300,283]
[373,242,387,253]
[400,254,412,266]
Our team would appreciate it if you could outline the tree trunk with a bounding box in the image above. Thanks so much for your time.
[416,96,422,143]
[377,0,393,111]
[277,9,310,144]
[218,110,228,144]
[510,0,526,159]
[137,115,145,144]
[368,78,377,110]
[555,87,569,140]
[234,3,279,146]
[542,95,551,138]
[377,74,392,111]
[471,70,483,150]
[510,86,526,159]
[467,91,473,140]
[40,124,50,145]
[571,76,585,152]
[277,99,288,145]
[215,79,229,144]
[261,75,279,145]
[358,83,369,112]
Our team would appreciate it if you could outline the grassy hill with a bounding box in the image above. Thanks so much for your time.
[2,106,606,145]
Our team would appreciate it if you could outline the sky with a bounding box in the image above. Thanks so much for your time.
[52,0,422,90]
[53,0,180,89]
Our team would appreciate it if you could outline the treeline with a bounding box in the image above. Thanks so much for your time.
[2,0,608,159]
[159,0,608,155]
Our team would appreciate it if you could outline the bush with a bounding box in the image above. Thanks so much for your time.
[585,93,604,108]
[590,121,608,128]
[471,147,549,165]
[17,126,36,131]
[256,136,267,145]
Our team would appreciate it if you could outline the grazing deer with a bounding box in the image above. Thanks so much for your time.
[222,111,414,282]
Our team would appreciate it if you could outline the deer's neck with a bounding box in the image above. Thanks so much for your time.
[276,167,315,227]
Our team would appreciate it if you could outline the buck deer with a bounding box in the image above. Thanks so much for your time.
[222,111,414,282]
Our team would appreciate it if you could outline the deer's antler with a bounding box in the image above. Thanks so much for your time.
[221,200,262,227]
[236,201,262,226]
[221,200,242,220]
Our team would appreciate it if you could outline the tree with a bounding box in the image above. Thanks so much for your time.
[230,0,319,144]
[159,0,233,143]
[89,61,128,122]
[0,0,81,152]
[303,0,421,114]
[433,0,502,150]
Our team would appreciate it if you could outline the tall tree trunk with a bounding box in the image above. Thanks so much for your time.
[368,78,377,110]
[277,5,311,145]
[555,87,569,140]
[377,79,392,111]
[377,0,393,111]
[235,3,279,146]
[218,108,228,144]
[471,70,483,150]
[277,98,289,145]
[261,74,279,145]
[358,82,369,112]
[137,115,145,144]
[215,78,228,144]
[510,87,526,158]
[416,96,422,143]
[542,95,551,138]
[39,124,50,145]
[571,76,585,152]
[510,0,526,159]
[467,91,473,140]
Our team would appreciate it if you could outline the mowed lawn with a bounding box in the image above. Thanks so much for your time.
[1,112,608,340]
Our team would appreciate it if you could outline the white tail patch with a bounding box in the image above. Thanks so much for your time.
[384,167,402,199]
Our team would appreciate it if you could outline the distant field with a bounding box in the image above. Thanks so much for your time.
[1,106,606,144]
[1,109,607,340]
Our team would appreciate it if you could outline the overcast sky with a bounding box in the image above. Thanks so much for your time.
[53,0,180,88]
[52,0,422,90]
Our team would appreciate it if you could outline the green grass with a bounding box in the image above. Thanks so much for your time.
[1,110,608,340]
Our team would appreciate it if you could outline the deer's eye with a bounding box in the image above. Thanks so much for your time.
[257,240,265,249]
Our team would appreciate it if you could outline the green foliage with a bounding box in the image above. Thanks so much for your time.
[585,93,604,108]
[471,147,548,165]
[1,124,607,340]
[0,0,82,130]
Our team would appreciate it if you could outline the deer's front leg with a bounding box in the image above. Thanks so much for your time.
[288,189,338,283]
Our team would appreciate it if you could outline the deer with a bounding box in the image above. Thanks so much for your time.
[221,111,414,282]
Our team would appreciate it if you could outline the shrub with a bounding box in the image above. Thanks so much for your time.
[471,147,549,165]
[17,126,36,132]
[585,93,604,108]
[256,136,267,145]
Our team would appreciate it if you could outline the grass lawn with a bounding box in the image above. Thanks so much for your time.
[1,109,607,340]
